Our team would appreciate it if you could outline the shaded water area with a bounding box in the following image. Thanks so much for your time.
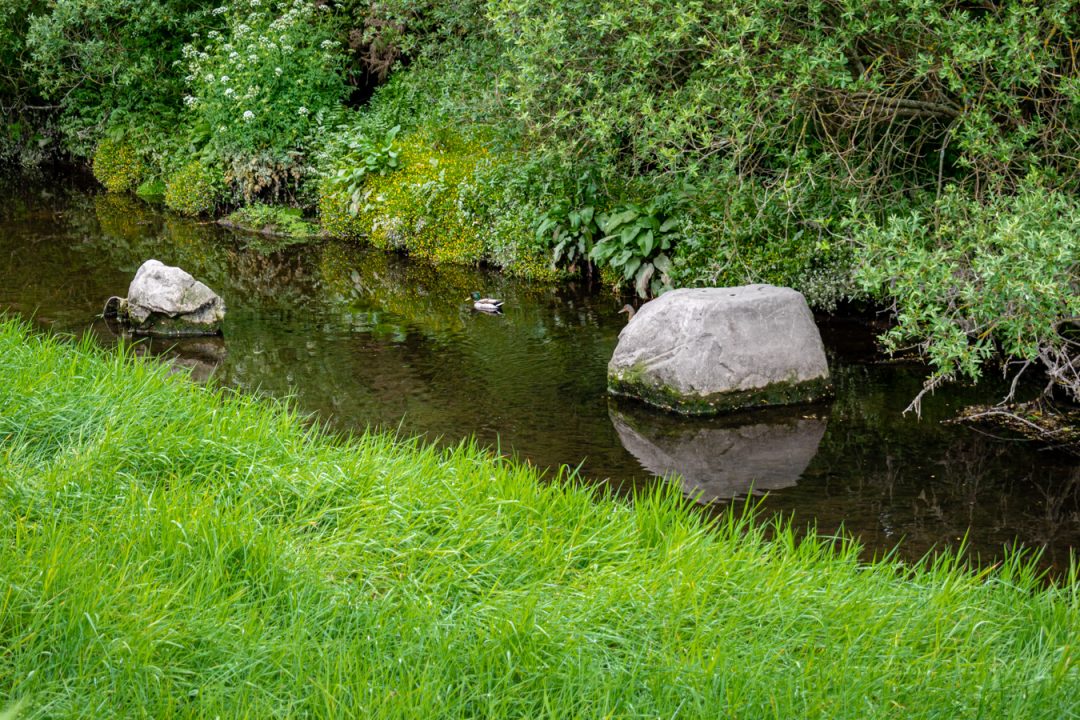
[3,172,1078,571]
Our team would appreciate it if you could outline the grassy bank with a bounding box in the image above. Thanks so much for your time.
[1,319,1079,718]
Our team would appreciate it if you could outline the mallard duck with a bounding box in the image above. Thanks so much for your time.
[618,304,636,321]
[470,292,504,313]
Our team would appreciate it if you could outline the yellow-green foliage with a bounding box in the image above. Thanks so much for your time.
[321,129,486,264]
[320,126,561,281]
[317,186,365,241]
[92,138,145,193]
[505,253,562,282]
[164,160,224,217]
[599,264,623,290]
[364,130,486,263]
[484,211,564,282]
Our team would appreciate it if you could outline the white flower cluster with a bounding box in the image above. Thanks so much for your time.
[180,0,341,130]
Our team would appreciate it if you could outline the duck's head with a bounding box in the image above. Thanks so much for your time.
[470,292,482,301]
[618,304,636,321]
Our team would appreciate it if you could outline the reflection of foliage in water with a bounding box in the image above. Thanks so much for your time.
[93,192,162,244]
[318,241,472,337]
[86,192,319,312]
[764,358,1080,570]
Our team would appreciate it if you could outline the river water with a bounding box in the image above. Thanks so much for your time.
[2,172,1077,571]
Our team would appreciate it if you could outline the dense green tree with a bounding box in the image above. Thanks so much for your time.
[26,0,219,154]
[0,0,49,164]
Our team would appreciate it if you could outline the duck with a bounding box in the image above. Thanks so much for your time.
[470,292,504,313]
[618,304,636,321]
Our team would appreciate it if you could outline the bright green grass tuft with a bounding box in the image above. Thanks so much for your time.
[222,204,321,245]
[0,318,1078,718]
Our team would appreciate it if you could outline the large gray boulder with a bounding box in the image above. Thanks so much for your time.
[124,259,225,336]
[608,285,830,414]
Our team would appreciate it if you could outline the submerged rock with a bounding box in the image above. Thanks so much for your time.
[608,285,830,414]
[610,402,827,502]
[124,259,225,336]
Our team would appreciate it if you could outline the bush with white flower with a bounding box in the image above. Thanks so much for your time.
[181,0,346,155]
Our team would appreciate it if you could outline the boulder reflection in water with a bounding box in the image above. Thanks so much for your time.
[609,401,828,502]
[99,316,227,383]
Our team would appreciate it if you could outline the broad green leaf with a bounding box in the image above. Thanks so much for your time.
[639,230,654,256]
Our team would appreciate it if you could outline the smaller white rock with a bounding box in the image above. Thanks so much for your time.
[125,259,225,336]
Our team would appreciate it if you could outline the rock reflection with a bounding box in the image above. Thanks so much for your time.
[609,401,828,502]
[97,318,227,382]
[147,336,228,383]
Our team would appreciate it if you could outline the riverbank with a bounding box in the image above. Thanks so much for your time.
[1,318,1078,717]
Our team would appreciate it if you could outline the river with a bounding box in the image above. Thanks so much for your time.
[2,170,1077,571]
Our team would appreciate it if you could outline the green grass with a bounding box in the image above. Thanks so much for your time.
[221,204,320,247]
[0,318,1078,718]
[134,179,166,201]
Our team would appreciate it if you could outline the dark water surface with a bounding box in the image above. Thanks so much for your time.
[3,173,1078,570]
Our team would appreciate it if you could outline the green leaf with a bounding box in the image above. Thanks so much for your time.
[639,230,654,256]
[606,209,639,230]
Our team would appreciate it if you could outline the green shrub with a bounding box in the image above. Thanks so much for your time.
[463,150,607,282]
[224,149,314,206]
[134,179,166,199]
[317,185,365,241]
[181,0,347,156]
[325,124,403,214]
[531,168,605,276]
[590,194,684,298]
[669,168,859,310]
[321,128,482,263]
[856,179,1080,406]
[26,0,216,157]
[0,0,54,167]
[164,160,225,217]
[482,201,563,282]
[0,0,43,100]
[319,124,559,279]
[336,0,487,80]
[91,138,145,193]
[224,203,318,240]
[489,0,1080,196]
[358,129,486,263]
